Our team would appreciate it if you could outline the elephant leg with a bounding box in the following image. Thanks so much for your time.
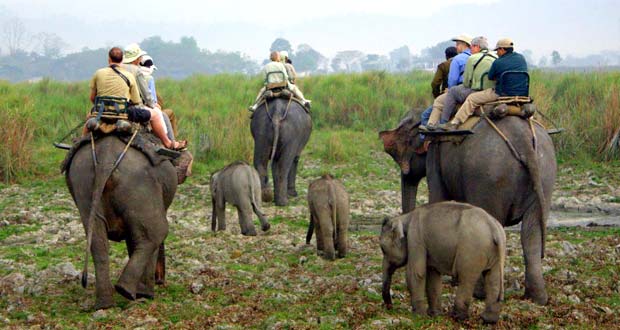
[253,144,272,202]
[451,269,479,322]
[272,155,295,206]
[316,208,335,260]
[406,245,428,316]
[237,205,257,236]
[115,210,168,301]
[215,201,226,232]
[481,267,502,324]
[287,156,300,197]
[91,218,115,310]
[382,259,397,309]
[313,213,324,253]
[521,209,548,305]
[155,243,165,285]
[137,248,158,299]
[336,203,349,258]
[426,268,442,317]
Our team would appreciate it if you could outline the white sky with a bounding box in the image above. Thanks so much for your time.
[0,0,618,60]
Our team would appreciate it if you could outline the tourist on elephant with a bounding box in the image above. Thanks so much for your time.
[420,46,458,127]
[422,34,472,130]
[87,46,186,150]
[249,51,311,111]
[280,51,297,84]
[139,54,176,142]
[429,36,497,130]
[440,38,528,131]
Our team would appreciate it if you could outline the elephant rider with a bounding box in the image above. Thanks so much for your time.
[420,46,458,128]
[87,47,186,150]
[121,43,187,150]
[421,34,472,130]
[139,54,176,142]
[429,36,497,131]
[249,51,311,111]
[439,38,528,131]
[280,51,297,84]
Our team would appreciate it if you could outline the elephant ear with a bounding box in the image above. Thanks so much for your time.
[390,218,405,242]
[379,130,397,152]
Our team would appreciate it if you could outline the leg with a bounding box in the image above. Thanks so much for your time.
[420,106,432,126]
[237,205,258,236]
[162,109,177,137]
[253,140,272,203]
[215,200,226,231]
[289,85,308,102]
[451,269,480,322]
[441,86,470,123]
[162,111,175,141]
[154,243,166,285]
[287,156,300,197]
[251,193,270,232]
[481,268,502,324]
[406,245,428,316]
[272,154,295,206]
[336,201,349,258]
[451,89,498,125]
[426,268,442,317]
[313,213,325,254]
[136,247,158,299]
[317,209,336,260]
[91,217,115,310]
[427,94,447,125]
[521,209,548,305]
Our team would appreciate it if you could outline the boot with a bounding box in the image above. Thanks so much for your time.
[436,122,459,131]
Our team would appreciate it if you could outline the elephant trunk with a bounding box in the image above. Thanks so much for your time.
[382,258,396,309]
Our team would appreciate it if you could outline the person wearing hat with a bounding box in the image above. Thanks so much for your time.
[87,47,185,150]
[139,55,177,142]
[441,38,529,130]
[422,34,472,130]
[279,51,297,84]
[436,36,497,128]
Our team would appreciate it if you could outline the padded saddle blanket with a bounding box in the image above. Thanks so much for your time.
[61,131,170,173]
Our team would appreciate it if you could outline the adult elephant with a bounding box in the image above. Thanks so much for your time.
[251,96,312,206]
[379,109,556,305]
[64,135,177,309]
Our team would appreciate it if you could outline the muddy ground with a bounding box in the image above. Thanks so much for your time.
[0,156,619,329]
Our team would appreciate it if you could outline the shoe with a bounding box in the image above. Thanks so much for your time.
[436,122,459,131]
[248,105,257,112]
[168,140,188,151]
[304,101,312,109]
[419,123,437,131]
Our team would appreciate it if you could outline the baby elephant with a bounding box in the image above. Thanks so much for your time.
[380,201,506,324]
[306,174,350,260]
[210,161,271,236]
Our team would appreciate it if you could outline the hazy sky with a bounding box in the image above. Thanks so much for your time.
[1,0,618,60]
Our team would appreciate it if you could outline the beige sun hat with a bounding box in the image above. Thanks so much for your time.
[279,50,289,60]
[494,38,514,50]
[123,43,147,64]
[452,34,473,46]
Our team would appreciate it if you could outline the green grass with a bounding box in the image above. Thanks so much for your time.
[1,71,619,183]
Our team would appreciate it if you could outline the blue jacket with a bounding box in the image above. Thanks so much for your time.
[488,51,528,96]
[447,48,471,87]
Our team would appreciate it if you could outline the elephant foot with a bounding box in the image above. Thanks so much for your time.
[481,305,500,324]
[242,228,258,236]
[384,302,393,310]
[412,305,428,318]
[287,189,298,197]
[274,198,288,206]
[322,251,336,261]
[428,308,441,317]
[262,189,274,203]
[137,283,155,300]
[261,223,271,231]
[94,296,115,310]
[524,286,548,305]
[114,283,136,301]
[450,306,469,322]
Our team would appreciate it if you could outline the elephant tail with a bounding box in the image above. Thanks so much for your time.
[522,131,548,259]
[306,210,314,244]
[269,112,281,162]
[81,164,115,289]
[211,197,217,232]
[328,181,338,243]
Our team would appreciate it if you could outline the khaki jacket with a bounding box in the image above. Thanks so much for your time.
[463,50,497,91]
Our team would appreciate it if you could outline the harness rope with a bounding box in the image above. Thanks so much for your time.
[482,115,526,166]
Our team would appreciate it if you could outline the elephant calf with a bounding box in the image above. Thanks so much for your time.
[306,175,350,260]
[380,201,506,324]
[210,161,270,236]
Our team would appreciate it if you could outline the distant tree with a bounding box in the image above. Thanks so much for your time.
[294,44,325,73]
[538,56,548,67]
[421,40,453,64]
[361,54,389,71]
[331,50,364,72]
[389,46,412,71]
[33,32,67,58]
[269,38,293,55]
[551,50,562,66]
[2,17,28,55]
[522,49,535,67]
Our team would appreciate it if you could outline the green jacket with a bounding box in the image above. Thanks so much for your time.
[463,50,497,91]
[431,59,452,98]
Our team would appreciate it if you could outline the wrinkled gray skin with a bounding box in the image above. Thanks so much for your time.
[66,136,177,310]
[306,175,350,260]
[380,110,556,305]
[210,161,271,236]
[380,202,506,323]
[251,98,312,206]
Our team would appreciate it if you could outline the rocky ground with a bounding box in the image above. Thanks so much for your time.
[0,156,619,329]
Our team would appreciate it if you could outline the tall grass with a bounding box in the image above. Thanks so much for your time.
[0,71,618,182]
